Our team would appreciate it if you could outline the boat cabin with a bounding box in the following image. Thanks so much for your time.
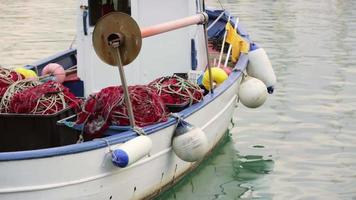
[77,0,208,96]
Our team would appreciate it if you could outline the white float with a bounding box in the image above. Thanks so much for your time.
[172,121,209,162]
[238,75,268,108]
[247,48,276,93]
[111,135,152,167]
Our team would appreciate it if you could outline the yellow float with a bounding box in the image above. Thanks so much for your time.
[14,68,37,79]
[202,67,228,90]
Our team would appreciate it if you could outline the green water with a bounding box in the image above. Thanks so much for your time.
[156,133,274,200]
[158,0,356,199]
[1,0,356,199]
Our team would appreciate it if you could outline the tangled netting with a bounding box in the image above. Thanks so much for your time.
[0,79,40,113]
[9,81,80,114]
[0,67,24,98]
[149,75,204,106]
[76,85,168,138]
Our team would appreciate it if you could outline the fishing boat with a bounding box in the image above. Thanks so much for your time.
[0,1,276,199]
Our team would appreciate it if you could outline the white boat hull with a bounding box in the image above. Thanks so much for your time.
[0,75,241,200]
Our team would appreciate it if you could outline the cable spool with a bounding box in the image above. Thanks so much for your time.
[172,120,209,162]
[247,48,276,94]
[238,75,268,108]
[111,135,152,168]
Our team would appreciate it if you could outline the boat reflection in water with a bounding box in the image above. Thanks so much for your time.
[157,132,274,200]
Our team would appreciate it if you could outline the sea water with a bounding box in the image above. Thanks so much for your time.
[1,0,356,199]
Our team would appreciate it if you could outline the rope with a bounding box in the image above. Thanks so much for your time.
[0,67,24,98]
[132,126,145,136]
[0,79,40,113]
[8,81,81,115]
[149,75,204,106]
[76,85,168,138]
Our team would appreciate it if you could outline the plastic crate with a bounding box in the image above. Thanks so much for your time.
[0,108,79,152]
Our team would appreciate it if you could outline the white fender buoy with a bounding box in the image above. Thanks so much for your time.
[247,48,276,94]
[172,120,209,162]
[238,75,268,108]
[111,135,152,167]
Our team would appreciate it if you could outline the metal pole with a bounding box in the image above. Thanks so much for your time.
[203,24,214,94]
[201,3,214,94]
[115,48,136,127]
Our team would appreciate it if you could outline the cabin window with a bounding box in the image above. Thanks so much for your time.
[89,0,131,26]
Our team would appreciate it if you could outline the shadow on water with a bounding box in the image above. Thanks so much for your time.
[155,131,274,200]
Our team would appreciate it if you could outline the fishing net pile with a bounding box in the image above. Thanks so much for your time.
[0,79,41,113]
[149,75,204,107]
[8,81,80,114]
[76,85,168,138]
[0,67,24,98]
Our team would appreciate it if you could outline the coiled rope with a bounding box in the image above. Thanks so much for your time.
[0,66,24,97]
[0,79,40,113]
[9,81,80,115]
[149,75,204,106]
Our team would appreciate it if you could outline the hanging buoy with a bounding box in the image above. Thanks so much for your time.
[41,63,66,83]
[14,68,37,79]
[202,67,228,90]
[238,75,268,108]
[247,48,276,94]
[172,120,209,162]
[111,135,152,168]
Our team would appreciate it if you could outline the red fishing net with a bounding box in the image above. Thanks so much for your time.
[0,80,40,113]
[9,81,80,114]
[0,67,24,97]
[149,75,204,106]
[76,85,168,138]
